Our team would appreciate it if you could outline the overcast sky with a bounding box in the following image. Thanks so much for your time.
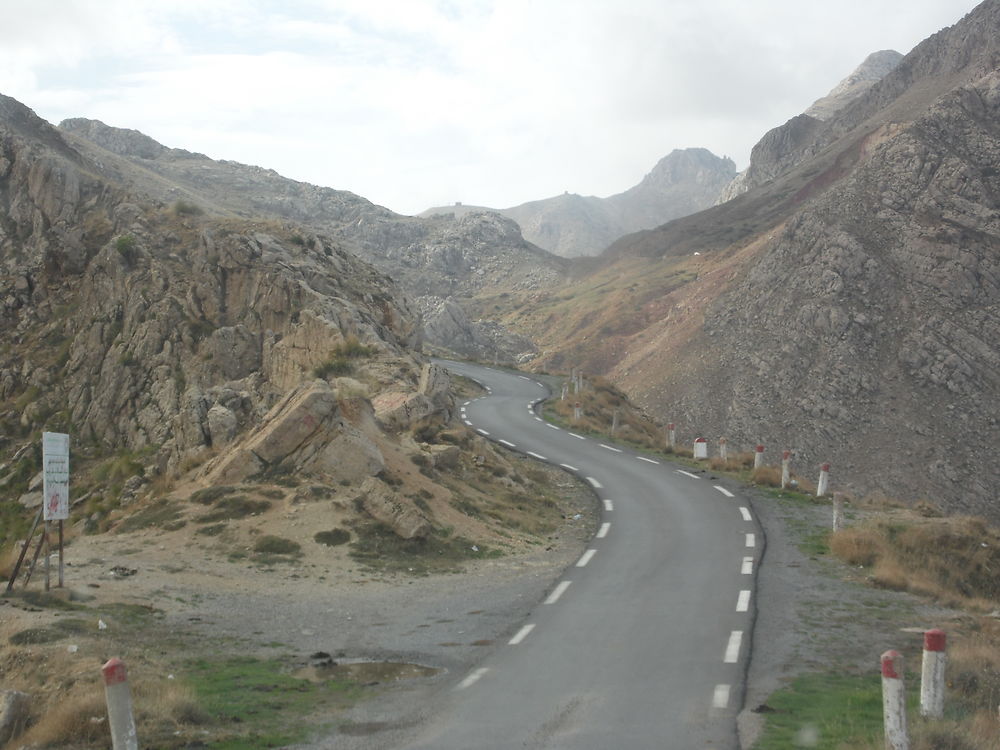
[1,0,981,215]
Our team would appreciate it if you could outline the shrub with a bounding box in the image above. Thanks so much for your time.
[314,356,352,379]
[253,535,301,556]
[314,529,351,546]
[172,199,204,216]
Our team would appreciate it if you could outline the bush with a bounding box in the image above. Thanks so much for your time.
[253,535,301,556]
[172,200,204,216]
[314,529,351,546]
[314,357,353,379]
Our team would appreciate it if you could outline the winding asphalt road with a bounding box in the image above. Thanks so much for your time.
[403,361,760,749]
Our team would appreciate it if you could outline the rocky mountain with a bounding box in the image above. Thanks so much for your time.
[56,118,568,363]
[423,148,737,258]
[717,51,904,204]
[515,0,1000,518]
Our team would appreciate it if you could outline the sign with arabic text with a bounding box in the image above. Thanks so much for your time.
[42,432,70,521]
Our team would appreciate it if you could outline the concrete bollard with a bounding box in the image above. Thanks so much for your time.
[573,402,582,422]
[611,408,620,436]
[102,658,138,750]
[667,423,676,450]
[561,382,568,401]
[693,437,708,460]
[881,650,909,750]
[781,450,791,488]
[753,445,765,470]
[817,462,831,497]
[719,437,728,463]
[920,629,946,719]
[832,496,845,532]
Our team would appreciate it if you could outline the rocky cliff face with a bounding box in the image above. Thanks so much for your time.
[0,94,437,499]
[805,50,905,121]
[424,148,736,258]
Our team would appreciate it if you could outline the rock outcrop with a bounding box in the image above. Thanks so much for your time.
[357,476,432,540]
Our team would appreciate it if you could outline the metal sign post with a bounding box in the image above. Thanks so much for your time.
[42,432,70,589]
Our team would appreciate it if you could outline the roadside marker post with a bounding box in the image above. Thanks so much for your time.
[667,423,676,449]
[719,437,728,463]
[881,650,909,750]
[817,462,831,497]
[781,450,791,488]
[753,444,764,470]
[920,629,946,719]
[693,437,708,460]
[102,658,138,750]
[832,496,845,532]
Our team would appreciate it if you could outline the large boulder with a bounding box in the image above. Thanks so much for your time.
[357,477,432,540]
[0,690,30,745]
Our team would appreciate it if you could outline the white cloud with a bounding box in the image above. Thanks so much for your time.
[0,0,983,214]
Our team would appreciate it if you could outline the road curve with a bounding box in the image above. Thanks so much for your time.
[403,361,760,749]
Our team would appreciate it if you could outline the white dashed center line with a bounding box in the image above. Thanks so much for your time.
[499,439,516,448]
[603,499,614,511]
[714,486,735,497]
[560,463,578,472]
[739,507,752,522]
[457,667,489,690]
[713,684,731,709]
[508,624,536,645]
[636,456,659,464]
[586,477,603,489]
[596,522,611,538]
[547,424,561,431]
[724,631,743,663]
[463,420,472,426]
[741,557,754,575]
[576,549,597,567]
[545,580,572,604]
[745,533,756,548]
[736,590,751,612]
[477,428,490,436]
[527,452,547,461]
[600,444,622,453]
[677,470,701,479]
[568,432,586,440]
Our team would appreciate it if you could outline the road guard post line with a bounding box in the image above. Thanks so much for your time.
[881,650,909,750]
[921,629,946,719]
[102,658,139,750]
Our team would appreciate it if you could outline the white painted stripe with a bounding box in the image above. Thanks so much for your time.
[499,439,516,448]
[724,631,743,663]
[477,428,490,436]
[457,667,489,690]
[519,375,530,380]
[560,463,579,472]
[460,408,467,414]
[741,557,754,575]
[677,470,700,479]
[568,432,586,440]
[576,549,597,567]
[636,456,659,464]
[547,424,561,430]
[603,499,614,511]
[586,477,603,488]
[462,401,470,407]
[745,533,756,548]
[714,485,735,497]
[508,624,536,645]
[463,420,472,426]
[527,452,547,461]
[737,590,751,612]
[739,507,752,522]
[600,444,622,453]
[596,522,611,538]
[712,684,731,709]
[527,405,534,411]
[534,417,543,422]
[545,580,571,604]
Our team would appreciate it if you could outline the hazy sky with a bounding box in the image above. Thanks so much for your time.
[1,0,981,215]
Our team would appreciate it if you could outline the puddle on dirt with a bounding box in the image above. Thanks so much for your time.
[295,659,440,684]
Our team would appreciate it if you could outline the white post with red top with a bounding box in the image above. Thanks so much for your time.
[753,445,765,469]
[781,450,791,488]
[667,423,676,450]
[881,650,909,750]
[719,437,728,462]
[693,437,708,459]
[920,629,946,719]
[573,402,581,421]
[817,462,831,497]
[102,658,138,750]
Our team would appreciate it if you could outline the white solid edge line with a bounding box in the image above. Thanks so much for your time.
[477,428,490,436]
[745,533,756,548]
[714,485,735,497]
[587,477,603,488]
[724,631,743,663]
[568,432,586,440]
[499,439,516,448]
[677,469,700,479]
[600,444,622,453]
[596,522,611,538]
[603,499,614,511]
[741,557,754,575]
[636,456,659,464]
[561,463,579,472]
[545,580,572,604]
[508,624,536,645]
[457,667,489,690]
[736,590,751,612]
[527,451,547,460]
[739,507,752,522]
[576,549,597,567]
[713,684,731,709]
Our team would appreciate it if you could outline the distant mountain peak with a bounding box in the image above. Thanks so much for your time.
[805,49,904,121]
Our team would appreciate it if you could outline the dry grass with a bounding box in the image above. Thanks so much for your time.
[750,465,783,488]
[10,690,109,748]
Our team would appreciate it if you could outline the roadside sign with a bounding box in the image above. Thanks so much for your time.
[42,432,70,521]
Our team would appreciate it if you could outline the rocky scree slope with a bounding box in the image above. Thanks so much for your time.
[524,0,1000,518]
[0,93,456,523]
[57,118,567,364]
[424,148,737,258]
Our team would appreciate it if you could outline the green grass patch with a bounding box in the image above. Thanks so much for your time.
[755,671,916,749]
[116,500,184,533]
[184,656,364,748]
[314,529,351,547]
[349,522,499,575]
[190,486,239,505]
[197,497,271,523]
